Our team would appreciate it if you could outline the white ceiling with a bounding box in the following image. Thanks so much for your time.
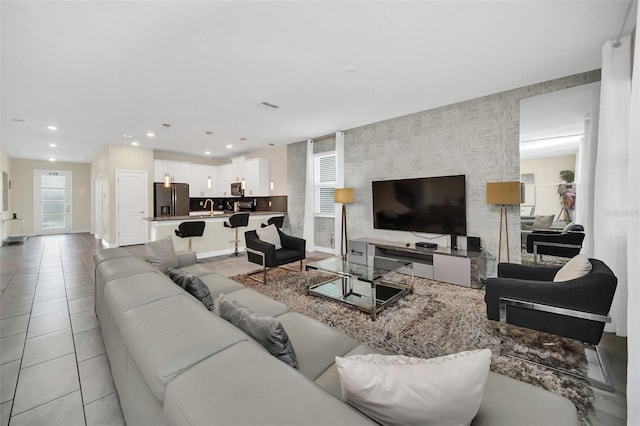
[1,1,635,163]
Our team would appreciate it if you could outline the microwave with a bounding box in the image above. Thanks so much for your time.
[230,182,243,196]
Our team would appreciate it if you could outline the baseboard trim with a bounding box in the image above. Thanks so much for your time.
[102,239,119,249]
[313,246,335,255]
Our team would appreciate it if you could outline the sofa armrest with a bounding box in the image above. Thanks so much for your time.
[245,231,277,265]
[176,251,197,267]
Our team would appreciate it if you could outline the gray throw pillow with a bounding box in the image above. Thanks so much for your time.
[218,295,298,369]
[167,268,214,311]
[145,237,179,273]
[532,214,554,230]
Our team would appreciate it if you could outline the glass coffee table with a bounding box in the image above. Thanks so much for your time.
[305,256,414,320]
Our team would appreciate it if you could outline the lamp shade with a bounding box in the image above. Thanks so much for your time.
[486,182,521,205]
[335,188,354,204]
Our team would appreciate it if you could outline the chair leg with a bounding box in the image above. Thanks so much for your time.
[299,259,303,272]
[263,266,267,284]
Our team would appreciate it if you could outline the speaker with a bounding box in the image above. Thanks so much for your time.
[467,236,482,253]
[347,240,368,265]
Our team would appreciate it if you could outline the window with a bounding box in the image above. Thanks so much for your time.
[314,152,336,217]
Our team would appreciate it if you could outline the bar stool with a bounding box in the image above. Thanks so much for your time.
[224,213,250,256]
[261,215,285,229]
[174,221,206,251]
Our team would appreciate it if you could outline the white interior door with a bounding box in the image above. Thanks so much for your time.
[34,170,72,235]
[116,170,148,246]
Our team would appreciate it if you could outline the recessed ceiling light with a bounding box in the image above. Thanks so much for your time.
[11,118,26,124]
[240,137,247,141]
[226,144,232,149]
[122,134,133,138]
[131,141,139,146]
[49,157,56,162]
[344,65,356,73]
[269,143,275,147]
[162,123,171,127]
[257,102,279,110]
[49,143,57,148]
[205,151,211,155]
[146,132,155,137]
[47,125,58,131]
[205,131,213,135]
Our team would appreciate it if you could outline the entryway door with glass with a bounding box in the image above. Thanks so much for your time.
[33,170,72,235]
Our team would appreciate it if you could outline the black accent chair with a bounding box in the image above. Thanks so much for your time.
[485,259,617,345]
[526,225,585,263]
[244,229,306,284]
[174,221,206,251]
[261,215,285,229]
[223,213,250,256]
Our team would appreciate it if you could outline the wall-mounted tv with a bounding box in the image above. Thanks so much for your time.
[372,175,466,235]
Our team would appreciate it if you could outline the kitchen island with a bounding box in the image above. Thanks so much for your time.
[145,211,286,259]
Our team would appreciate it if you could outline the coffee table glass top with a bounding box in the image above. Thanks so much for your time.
[305,256,413,320]
[306,256,406,283]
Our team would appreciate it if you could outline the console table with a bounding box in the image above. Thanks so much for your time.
[349,239,490,289]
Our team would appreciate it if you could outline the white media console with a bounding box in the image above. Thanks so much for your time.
[348,239,489,289]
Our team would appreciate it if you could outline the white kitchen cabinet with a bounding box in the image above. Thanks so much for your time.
[216,164,234,196]
[154,160,190,184]
[188,164,218,198]
[243,158,269,196]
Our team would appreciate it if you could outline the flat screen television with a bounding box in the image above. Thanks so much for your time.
[372,175,466,235]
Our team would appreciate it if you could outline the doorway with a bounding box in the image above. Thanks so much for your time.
[33,170,72,235]
[116,170,148,246]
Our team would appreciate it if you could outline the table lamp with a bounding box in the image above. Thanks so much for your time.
[486,181,521,263]
[335,188,354,259]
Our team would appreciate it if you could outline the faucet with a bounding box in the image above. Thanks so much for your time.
[204,199,214,215]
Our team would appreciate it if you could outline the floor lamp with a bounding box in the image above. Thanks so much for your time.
[335,188,354,260]
[487,182,521,263]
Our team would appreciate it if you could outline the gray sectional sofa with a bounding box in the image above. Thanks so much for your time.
[95,248,580,426]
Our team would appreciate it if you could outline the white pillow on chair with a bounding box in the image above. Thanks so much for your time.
[553,254,592,282]
[256,224,282,250]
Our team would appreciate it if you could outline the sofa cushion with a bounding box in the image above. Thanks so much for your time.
[472,372,579,426]
[104,271,183,328]
[554,254,592,282]
[196,273,245,299]
[256,224,282,250]
[120,294,247,401]
[335,350,491,426]
[145,237,179,273]
[277,312,359,380]
[163,341,375,426]
[167,268,214,311]
[213,288,289,318]
[219,295,297,369]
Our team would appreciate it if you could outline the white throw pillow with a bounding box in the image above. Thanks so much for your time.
[256,224,282,250]
[335,349,492,426]
[553,254,592,282]
[561,221,576,233]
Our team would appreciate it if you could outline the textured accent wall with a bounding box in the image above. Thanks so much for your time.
[345,70,600,264]
[287,70,600,263]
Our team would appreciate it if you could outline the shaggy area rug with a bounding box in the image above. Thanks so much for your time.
[232,263,595,424]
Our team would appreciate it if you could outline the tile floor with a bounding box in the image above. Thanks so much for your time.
[0,233,629,425]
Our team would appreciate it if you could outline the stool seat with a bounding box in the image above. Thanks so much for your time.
[174,221,206,252]
[260,215,284,229]
[175,221,206,238]
[224,213,249,256]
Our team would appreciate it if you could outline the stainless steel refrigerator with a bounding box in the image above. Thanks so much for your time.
[154,183,190,216]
